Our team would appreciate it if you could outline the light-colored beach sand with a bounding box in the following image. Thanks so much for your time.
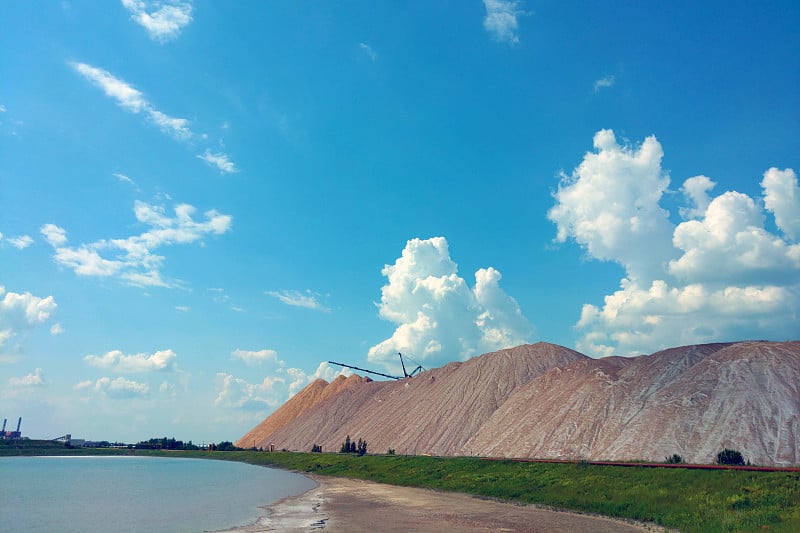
[223,474,665,532]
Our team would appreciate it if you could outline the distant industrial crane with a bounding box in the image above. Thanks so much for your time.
[329,352,425,380]
[2,417,22,439]
[398,352,424,378]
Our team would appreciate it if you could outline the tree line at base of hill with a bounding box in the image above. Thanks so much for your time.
[135,437,242,451]
[338,435,367,455]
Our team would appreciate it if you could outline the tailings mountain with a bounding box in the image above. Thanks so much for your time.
[237,341,800,466]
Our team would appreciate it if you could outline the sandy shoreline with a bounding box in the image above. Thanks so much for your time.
[221,474,665,533]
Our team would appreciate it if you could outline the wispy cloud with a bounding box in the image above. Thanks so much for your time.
[148,109,191,139]
[359,42,377,61]
[70,61,238,174]
[121,0,193,42]
[483,0,524,44]
[2,234,34,249]
[593,75,616,92]
[70,62,147,112]
[266,290,330,312]
[208,287,230,303]
[69,62,191,140]
[41,200,233,288]
[113,173,142,193]
[197,150,238,174]
[231,348,280,366]
[0,105,23,137]
[114,173,136,186]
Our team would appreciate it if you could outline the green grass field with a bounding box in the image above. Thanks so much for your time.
[4,442,798,532]
[143,450,798,532]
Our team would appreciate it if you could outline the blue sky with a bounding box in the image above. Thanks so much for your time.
[1,1,798,443]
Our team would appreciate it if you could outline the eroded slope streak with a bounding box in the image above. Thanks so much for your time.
[250,343,583,455]
[465,341,799,465]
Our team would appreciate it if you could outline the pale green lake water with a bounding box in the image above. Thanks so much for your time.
[0,455,316,532]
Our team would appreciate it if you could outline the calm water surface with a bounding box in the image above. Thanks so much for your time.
[0,455,316,532]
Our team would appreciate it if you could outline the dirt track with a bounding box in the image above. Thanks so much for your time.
[230,475,665,533]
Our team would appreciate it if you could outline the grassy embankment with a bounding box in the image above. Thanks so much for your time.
[4,442,799,532]
[165,449,800,532]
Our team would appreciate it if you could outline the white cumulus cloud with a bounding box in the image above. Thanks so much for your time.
[0,287,57,355]
[41,200,232,287]
[669,190,800,285]
[79,376,149,398]
[1,289,57,324]
[214,361,348,412]
[762,167,800,240]
[575,279,796,357]
[214,373,286,410]
[483,0,524,44]
[679,175,716,220]
[84,349,178,373]
[367,237,533,372]
[8,368,45,387]
[551,130,800,357]
[40,224,68,247]
[548,129,675,283]
[121,0,193,42]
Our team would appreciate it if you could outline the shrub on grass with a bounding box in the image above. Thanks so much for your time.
[716,448,745,465]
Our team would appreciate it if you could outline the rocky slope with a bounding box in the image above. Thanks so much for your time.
[237,341,800,465]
